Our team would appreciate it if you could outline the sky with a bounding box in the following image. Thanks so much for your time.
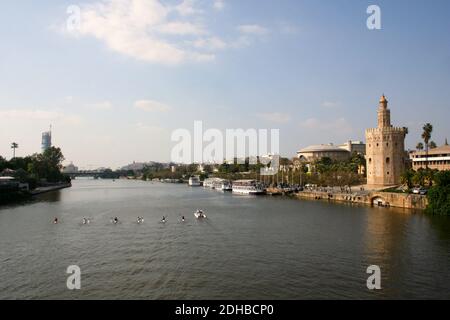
[0,0,449,169]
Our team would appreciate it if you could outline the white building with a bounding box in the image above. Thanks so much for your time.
[62,162,79,174]
[338,140,366,155]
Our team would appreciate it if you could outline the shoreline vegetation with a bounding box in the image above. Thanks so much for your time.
[0,146,71,206]
[84,155,445,213]
[1,149,448,214]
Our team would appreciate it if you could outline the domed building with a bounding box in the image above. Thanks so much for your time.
[297,144,351,162]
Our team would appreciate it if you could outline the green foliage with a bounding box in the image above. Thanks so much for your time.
[400,169,415,188]
[422,123,433,145]
[0,156,8,171]
[307,153,366,187]
[28,147,66,182]
[416,142,424,151]
[426,171,450,215]
[1,146,68,186]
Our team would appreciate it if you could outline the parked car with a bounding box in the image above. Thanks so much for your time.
[412,187,428,195]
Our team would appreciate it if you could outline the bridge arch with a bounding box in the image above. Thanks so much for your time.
[370,194,389,207]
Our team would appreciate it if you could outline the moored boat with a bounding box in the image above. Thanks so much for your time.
[188,176,201,187]
[232,180,265,195]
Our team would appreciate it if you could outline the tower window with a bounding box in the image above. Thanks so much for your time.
[386,157,390,164]
[387,172,390,175]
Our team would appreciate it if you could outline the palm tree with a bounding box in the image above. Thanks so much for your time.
[416,142,424,151]
[421,123,433,169]
[11,142,18,159]
[429,141,437,149]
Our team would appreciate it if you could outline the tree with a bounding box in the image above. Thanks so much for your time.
[0,156,7,171]
[429,141,437,149]
[412,169,426,187]
[28,147,66,182]
[400,169,414,189]
[416,142,424,151]
[426,171,450,215]
[11,142,18,159]
[421,123,433,169]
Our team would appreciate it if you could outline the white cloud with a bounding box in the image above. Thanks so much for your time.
[175,0,202,16]
[87,101,113,110]
[237,24,269,36]
[213,0,225,11]
[257,112,291,123]
[64,0,214,65]
[134,99,172,112]
[157,22,206,36]
[300,117,352,134]
[322,101,340,108]
[192,37,227,51]
[136,122,165,133]
[278,22,299,35]
[57,0,271,65]
[231,24,269,48]
[0,109,82,125]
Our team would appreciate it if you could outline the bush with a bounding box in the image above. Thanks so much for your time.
[426,171,450,215]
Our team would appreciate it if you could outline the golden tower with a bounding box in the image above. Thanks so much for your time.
[365,95,407,186]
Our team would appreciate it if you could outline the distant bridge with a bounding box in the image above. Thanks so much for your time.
[66,170,106,179]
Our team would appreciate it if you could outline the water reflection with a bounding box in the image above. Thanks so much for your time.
[0,180,449,299]
[34,191,62,204]
[428,214,450,241]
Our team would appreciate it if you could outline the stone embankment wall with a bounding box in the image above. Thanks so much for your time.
[296,190,428,210]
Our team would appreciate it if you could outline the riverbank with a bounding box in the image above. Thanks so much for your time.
[0,182,72,206]
[30,182,72,195]
[294,189,428,210]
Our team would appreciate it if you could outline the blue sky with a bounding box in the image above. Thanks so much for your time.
[0,0,449,168]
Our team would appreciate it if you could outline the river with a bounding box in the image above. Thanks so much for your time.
[1,179,449,299]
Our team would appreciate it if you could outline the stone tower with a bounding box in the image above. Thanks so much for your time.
[365,95,407,186]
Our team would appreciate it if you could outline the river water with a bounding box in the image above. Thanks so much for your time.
[0,179,449,299]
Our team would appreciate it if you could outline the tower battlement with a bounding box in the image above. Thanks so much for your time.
[365,127,407,134]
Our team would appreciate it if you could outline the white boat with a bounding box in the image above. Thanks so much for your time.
[232,180,265,195]
[194,209,207,219]
[203,178,232,191]
[203,178,216,189]
[188,176,201,187]
[214,179,232,191]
